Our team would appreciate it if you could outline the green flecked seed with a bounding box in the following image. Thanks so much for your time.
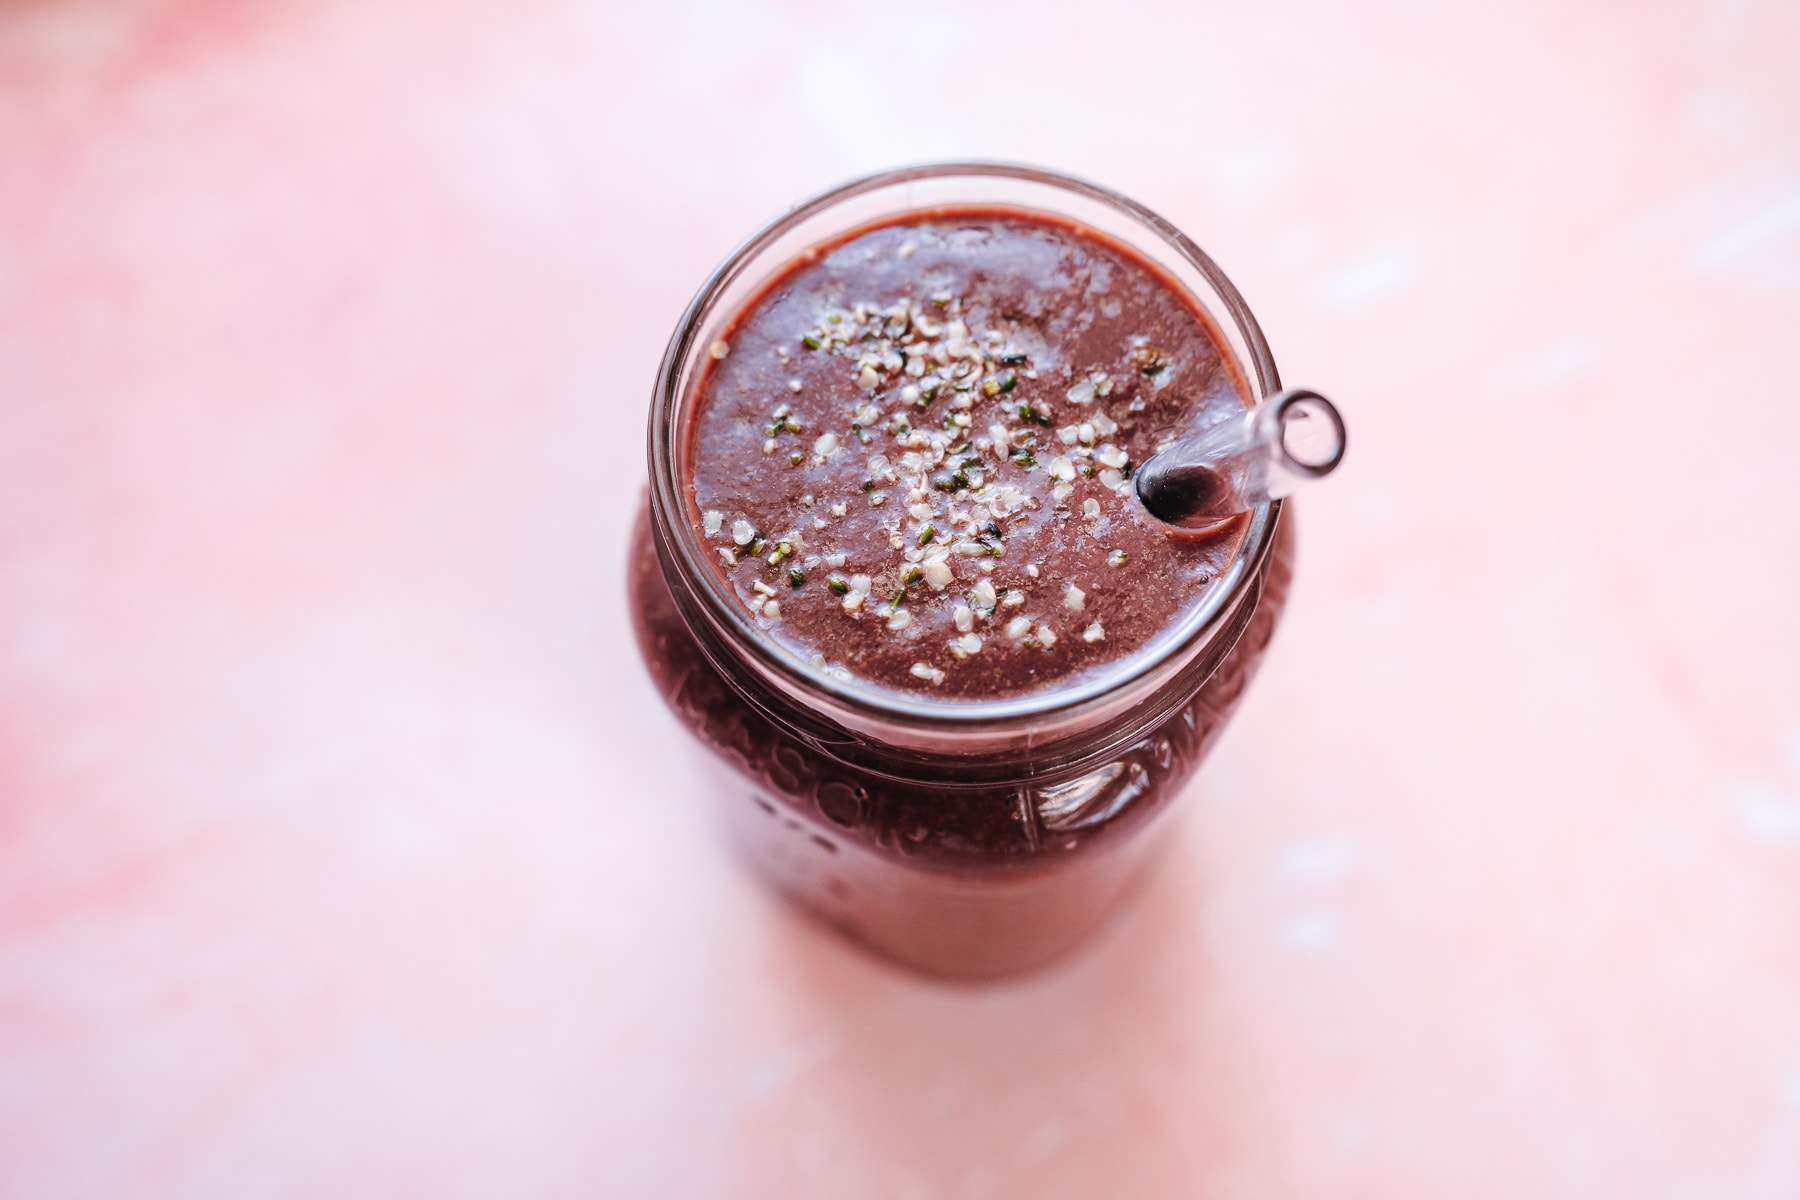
[919,524,935,545]
[789,568,805,588]
[802,335,822,350]
[863,480,876,493]
[790,451,804,465]
[827,578,849,595]
[902,565,923,586]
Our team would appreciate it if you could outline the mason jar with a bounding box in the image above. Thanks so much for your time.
[631,163,1295,978]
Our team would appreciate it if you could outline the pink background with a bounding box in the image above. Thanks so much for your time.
[4,1,1799,1195]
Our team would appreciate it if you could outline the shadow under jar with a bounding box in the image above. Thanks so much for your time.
[631,163,1297,979]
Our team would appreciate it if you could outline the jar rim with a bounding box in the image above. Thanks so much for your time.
[646,160,1284,736]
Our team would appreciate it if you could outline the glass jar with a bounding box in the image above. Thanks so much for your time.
[631,163,1295,978]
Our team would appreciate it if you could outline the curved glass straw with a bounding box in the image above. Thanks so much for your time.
[1133,389,1346,533]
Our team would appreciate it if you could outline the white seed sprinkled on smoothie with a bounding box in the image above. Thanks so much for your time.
[1083,621,1105,643]
[1098,468,1125,491]
[887,608,913,631]
[1005,616,1033,639]
[825,552,847,567]
[849,574,873,595]
[1078,423,1095,445]
[829,503,847,518]
[1064,583,1086,610]
[709,339,730,359]
[731,518,754,546]
[1066,377,1096,404]
[1025,564,1039,578]
[842,591,865,614]
[717,547,736,567]
[1058,425,1080,445]
[752,579,777,597]
[1092,412,1118,436]
[858,364,881,390]
[956,632,983,655]
[1097,445,1128,468]
[763,438,776,455]
[762,601,781,620]
[1108,549,1129,567]
[898,241,917,259]
[1047,456,1075,481]
[953,604,975,632]
[1082,498,1101,518]
[703,510,724,535]
[788,379,803,393]
[814,432,839,458]
[922,557,954,590]
[910,661,944,683]
[1052,482,1075,503]
[1037,623,1057,648]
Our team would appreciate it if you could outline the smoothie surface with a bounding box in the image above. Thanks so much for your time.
[684,208,1251,699]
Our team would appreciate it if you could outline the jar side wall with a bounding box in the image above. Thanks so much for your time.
[628,500,1297,976]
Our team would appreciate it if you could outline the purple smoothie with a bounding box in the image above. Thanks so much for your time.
[635,190,1294,976]
[684,208,1251,700]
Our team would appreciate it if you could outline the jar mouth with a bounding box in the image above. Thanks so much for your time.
[646,161,1283,734]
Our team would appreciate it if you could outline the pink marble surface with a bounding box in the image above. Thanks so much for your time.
[4,1,1799,1195]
